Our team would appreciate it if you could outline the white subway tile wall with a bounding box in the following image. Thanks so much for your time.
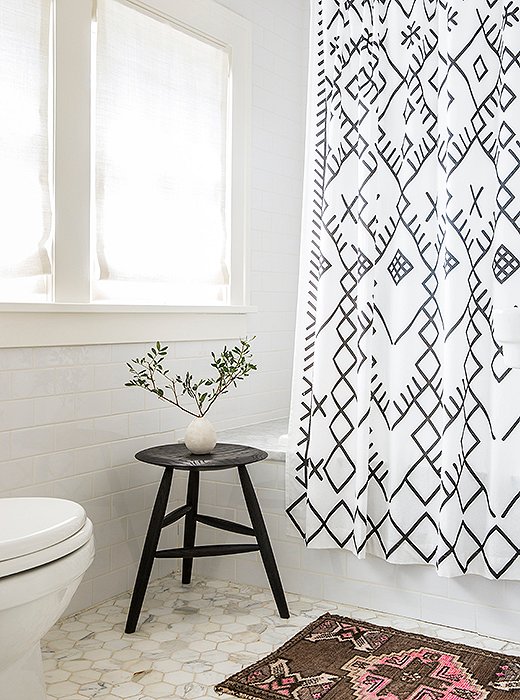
[0,0,309,614]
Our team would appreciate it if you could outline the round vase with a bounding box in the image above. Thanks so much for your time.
[184,416,217,454]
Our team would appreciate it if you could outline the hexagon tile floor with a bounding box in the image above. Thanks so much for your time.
[42,575,520,700]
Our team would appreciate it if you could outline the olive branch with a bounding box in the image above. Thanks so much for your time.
[125,337,257,418]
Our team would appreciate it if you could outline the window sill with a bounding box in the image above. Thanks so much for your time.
[0,303,256,348]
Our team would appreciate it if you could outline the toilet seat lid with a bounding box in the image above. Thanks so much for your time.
[0,497,87,562]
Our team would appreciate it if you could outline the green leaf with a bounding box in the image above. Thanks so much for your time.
[124,337,256,415]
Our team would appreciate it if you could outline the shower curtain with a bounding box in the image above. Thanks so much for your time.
[287,0,520,578]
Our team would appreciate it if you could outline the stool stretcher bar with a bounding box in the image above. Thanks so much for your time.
[155,544,260,558]
[195,513,255,537]
[162,504,191,528]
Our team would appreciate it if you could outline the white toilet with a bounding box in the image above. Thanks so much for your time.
[0,497,95,700]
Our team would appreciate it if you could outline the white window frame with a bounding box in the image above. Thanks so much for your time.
[0,0,253,348]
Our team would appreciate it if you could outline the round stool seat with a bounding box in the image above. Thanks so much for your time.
[135,443,268,470]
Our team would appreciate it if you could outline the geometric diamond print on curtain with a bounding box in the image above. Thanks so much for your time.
[443,250,459,277]
[388,250,413,285]
[473,55,488,82]
[357,250,373,280]
[287,0,520,580]
[493,245,520,284]
[318,253,332,279]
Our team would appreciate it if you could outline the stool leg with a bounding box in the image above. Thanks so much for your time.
[238,465,290,618]
[125,468,173,633]
[182,469,200,584]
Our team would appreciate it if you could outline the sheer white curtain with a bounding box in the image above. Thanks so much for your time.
[0,1,52,301]
[94,0,230,305]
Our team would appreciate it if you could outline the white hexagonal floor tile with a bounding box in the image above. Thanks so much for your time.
[42,573,510,700]
[47,680,80,698]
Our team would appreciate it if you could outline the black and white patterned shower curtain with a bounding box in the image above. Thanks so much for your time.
[287,0,520,578]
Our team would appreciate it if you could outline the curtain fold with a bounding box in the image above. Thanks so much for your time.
[287,0,520,579]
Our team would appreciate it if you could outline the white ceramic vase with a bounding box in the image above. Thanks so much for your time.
[184,416,217,454]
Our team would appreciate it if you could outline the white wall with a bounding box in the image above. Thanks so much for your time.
[0,0,309,614]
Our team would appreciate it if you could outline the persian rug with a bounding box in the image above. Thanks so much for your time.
[215,613,520,700]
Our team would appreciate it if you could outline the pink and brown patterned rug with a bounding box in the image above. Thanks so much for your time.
[215,613,520,700]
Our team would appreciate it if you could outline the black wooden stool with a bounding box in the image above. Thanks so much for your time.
[125,442,290,633]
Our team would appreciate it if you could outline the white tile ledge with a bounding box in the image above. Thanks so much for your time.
[218,417,288,462]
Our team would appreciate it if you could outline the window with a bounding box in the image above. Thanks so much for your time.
[0,0,53,302]
[95,0,230,305]
[0,0,252,347]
